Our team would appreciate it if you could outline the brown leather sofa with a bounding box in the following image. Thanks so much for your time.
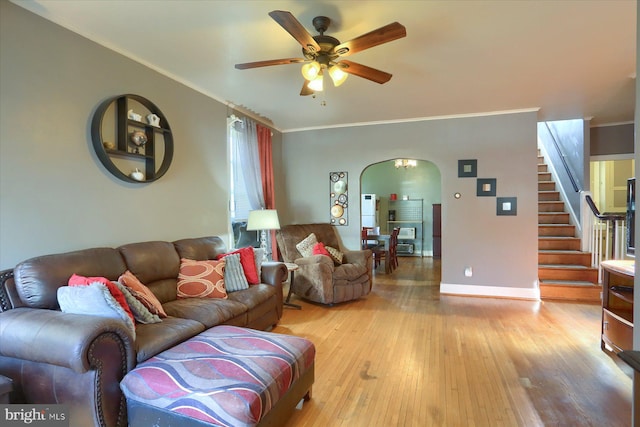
[276,223,373,305]
[0,236,288,427]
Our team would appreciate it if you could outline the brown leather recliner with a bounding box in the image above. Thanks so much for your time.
[276,223,373,305]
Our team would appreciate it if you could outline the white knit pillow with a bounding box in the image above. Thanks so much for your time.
[296,233,318,257]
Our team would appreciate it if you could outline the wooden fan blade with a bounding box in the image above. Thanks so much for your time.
[235,58,305,69]
[269,10,321,53]
[332,22,406,57]
[300,80,314,96]
[338,60,392,84]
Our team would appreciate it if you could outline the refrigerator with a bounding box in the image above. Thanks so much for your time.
[361,194,378,228]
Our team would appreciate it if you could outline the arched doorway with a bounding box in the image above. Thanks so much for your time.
[360,158,442,258]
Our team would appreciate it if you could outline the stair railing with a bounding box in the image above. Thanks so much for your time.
[581,192,626,282]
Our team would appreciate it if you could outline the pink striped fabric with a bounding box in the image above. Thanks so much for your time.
[120,325,315,426]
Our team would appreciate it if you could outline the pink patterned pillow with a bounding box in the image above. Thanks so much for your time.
[177,258,227,299]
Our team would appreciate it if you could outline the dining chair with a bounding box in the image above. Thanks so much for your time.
[361,227,384,270]
[389,227,400,270]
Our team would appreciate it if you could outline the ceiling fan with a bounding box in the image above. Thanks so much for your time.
[235,10,407,96]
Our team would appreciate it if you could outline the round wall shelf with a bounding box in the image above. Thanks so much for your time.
[91,94,173,183]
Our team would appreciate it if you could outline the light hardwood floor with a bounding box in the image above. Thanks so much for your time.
[274,257,633,427]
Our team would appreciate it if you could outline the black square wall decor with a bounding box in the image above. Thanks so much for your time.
[497,197,517,216]
[476,178,496,197]
[458,159,477,177]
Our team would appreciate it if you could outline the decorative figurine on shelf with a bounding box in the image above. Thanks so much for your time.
[129,168,145,181]
[127,109,142,122]
[102,141,115,150]
[146,113,160,127]
[129,130,147,154]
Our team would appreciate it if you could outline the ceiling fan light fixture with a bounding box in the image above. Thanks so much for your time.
[329,65,348,87]
[301,61,321,80]
[308,72,324,91]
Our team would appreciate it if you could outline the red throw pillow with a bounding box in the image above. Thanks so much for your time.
[68,274,135,325]
[312,242,331,258]
[218,247,260,284]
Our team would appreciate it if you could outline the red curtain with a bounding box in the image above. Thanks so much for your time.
[257,124,278,260]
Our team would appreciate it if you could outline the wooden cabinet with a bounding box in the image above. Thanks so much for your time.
[91,94,173,183]
[601,259,634,353]
[433,204,441,259]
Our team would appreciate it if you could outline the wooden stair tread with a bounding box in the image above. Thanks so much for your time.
[539,280,600,287]
[538,264,596,270]
[538,236,580,240]
[538,250,588,254]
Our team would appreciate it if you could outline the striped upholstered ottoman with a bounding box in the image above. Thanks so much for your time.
[120,325,315,427]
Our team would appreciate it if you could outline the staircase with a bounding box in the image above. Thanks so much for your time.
[537,153,601,302]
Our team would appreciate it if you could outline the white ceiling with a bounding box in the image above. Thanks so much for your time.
[13,0,637,132]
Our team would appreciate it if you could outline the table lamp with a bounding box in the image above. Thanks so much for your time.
[247,209,280,261]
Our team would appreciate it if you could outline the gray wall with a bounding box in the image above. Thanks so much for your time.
[1,2,538,298]
[592,123,634,156]
[278,113,539,295]
[0,2,283,269]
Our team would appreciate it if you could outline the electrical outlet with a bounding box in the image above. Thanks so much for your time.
[464,267,473,277]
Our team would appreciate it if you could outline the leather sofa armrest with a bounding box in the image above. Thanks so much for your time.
[0,307,135,374]
[260,262,288,287]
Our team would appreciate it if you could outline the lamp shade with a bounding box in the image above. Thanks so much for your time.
[246,209,280,231]
[301,62,321,80]
[329,65,348,87]
[307,73,324,91]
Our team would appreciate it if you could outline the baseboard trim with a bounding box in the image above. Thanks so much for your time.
[440,283,540,300]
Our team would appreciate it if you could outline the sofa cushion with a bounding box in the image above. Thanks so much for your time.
[296,233,318,257]
[332,263,368,281]
[119,270,167,318]
[326,246,344,265]
[223,253,249,292]
[312,242,331,258]
[173,236,227,261]
[227,284,279,325]
[177,259,227,299]
[227,283,278,309]
[114,281,161,325]
[134,317,205,363]
[162,297,248,329]
[68,274,136,326]
[13,247,126,309]
[218,247,260,285]
[57,283,136,337]
[118,241,181,303]
[254,248,265,278]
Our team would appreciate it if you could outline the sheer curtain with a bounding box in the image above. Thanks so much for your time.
[237,117,265,210]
